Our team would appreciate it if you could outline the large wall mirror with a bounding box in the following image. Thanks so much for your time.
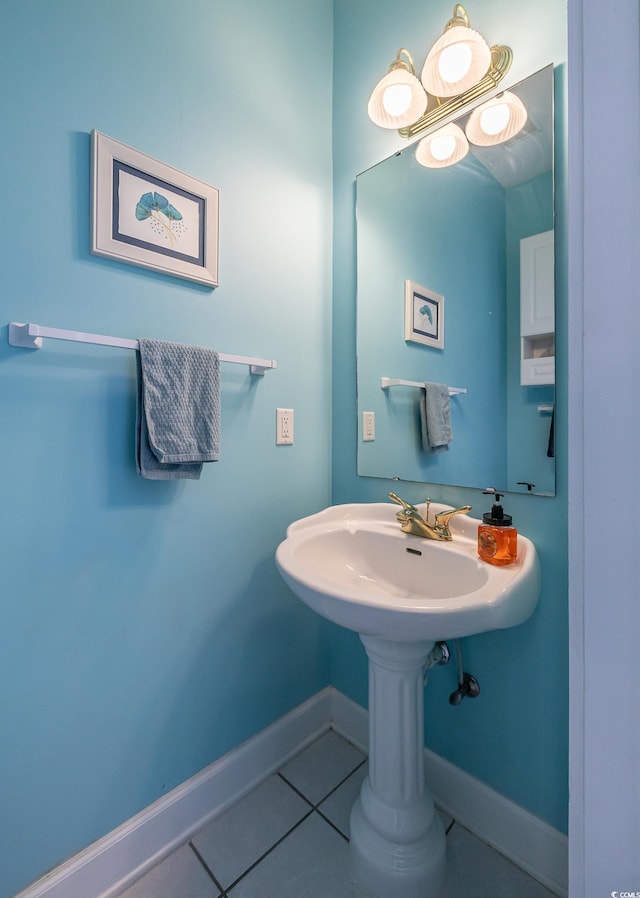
[357,65,555,496]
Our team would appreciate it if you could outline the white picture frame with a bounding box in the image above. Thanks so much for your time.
[404,280,444,349]
[91,130,219,287]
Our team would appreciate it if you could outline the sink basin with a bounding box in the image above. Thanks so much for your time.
[276,501,540,641]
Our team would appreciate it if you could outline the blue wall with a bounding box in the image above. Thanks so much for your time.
[0,2,333,896]
[332,0,568,832]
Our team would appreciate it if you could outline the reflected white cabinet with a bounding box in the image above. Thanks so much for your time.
[520,229,555,386]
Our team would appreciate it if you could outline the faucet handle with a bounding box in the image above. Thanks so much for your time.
[434,504,472,524]
[388,492,418,514]
[434,505,472,538]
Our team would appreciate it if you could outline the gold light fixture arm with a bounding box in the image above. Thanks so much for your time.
[390,48,417,75]
[446,4,471,29]
[398,44,512,139]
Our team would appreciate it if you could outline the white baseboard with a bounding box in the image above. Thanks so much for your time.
[16,687,567,898]
[329,690,568,898]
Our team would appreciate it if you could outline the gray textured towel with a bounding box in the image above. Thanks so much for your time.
[420,382,452,453]
[136,339,220,480]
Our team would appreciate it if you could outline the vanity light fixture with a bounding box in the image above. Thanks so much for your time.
[367,49,428,130]
[415,122,469,168]
[367,5,513,141]
[465,90,528,146]
[420,4,491,98]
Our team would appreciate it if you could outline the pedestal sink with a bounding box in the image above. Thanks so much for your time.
[275,501,540,898]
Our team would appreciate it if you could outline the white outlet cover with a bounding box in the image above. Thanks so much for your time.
[276,408,294,445]
[363,411,375,441]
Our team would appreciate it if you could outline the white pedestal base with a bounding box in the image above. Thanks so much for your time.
[349,636,446,898]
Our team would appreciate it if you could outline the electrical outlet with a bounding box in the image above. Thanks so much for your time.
[276,408,294,445]
[363,411,375,441]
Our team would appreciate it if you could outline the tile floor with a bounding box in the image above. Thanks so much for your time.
[118,730,559,898]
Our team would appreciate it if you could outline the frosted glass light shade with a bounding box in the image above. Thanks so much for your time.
[421,25,491,97]
[415,123,469,168]
[465,91,527,145]
[368,68,428,129]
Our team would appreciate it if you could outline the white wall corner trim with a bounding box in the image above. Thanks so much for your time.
[16,687,567,898]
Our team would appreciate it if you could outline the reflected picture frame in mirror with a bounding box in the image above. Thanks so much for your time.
[356,64,555,496]
[405,280,445,349]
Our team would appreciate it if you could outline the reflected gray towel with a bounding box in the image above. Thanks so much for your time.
[136,339,220,480]
[420,382,452,453]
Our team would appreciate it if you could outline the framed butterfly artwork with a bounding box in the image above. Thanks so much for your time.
[91,131,219,287]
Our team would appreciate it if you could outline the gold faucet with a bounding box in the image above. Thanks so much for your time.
[388,492,471,541]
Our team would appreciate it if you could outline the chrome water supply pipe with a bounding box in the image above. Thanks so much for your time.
[449,639,480,704]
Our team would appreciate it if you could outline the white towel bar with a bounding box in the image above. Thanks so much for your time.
[380,377,466,395]
[8,322,277,376]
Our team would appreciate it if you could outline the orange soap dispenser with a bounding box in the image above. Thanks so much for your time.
[478,489,517,566]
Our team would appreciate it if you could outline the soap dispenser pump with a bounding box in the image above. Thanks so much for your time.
[478,489,517,566]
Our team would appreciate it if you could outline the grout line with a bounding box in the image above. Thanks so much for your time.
[277,772,315,808]
[318,757,368,806]
[315,807,350,842]
[278,755,367,811]
[223,809,315,894]
[189,841,229,897]
[274,758,369,847]
[188,742,369,896]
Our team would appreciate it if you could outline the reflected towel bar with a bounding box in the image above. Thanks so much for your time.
[381,377,466,395]
[8,322,277,375]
